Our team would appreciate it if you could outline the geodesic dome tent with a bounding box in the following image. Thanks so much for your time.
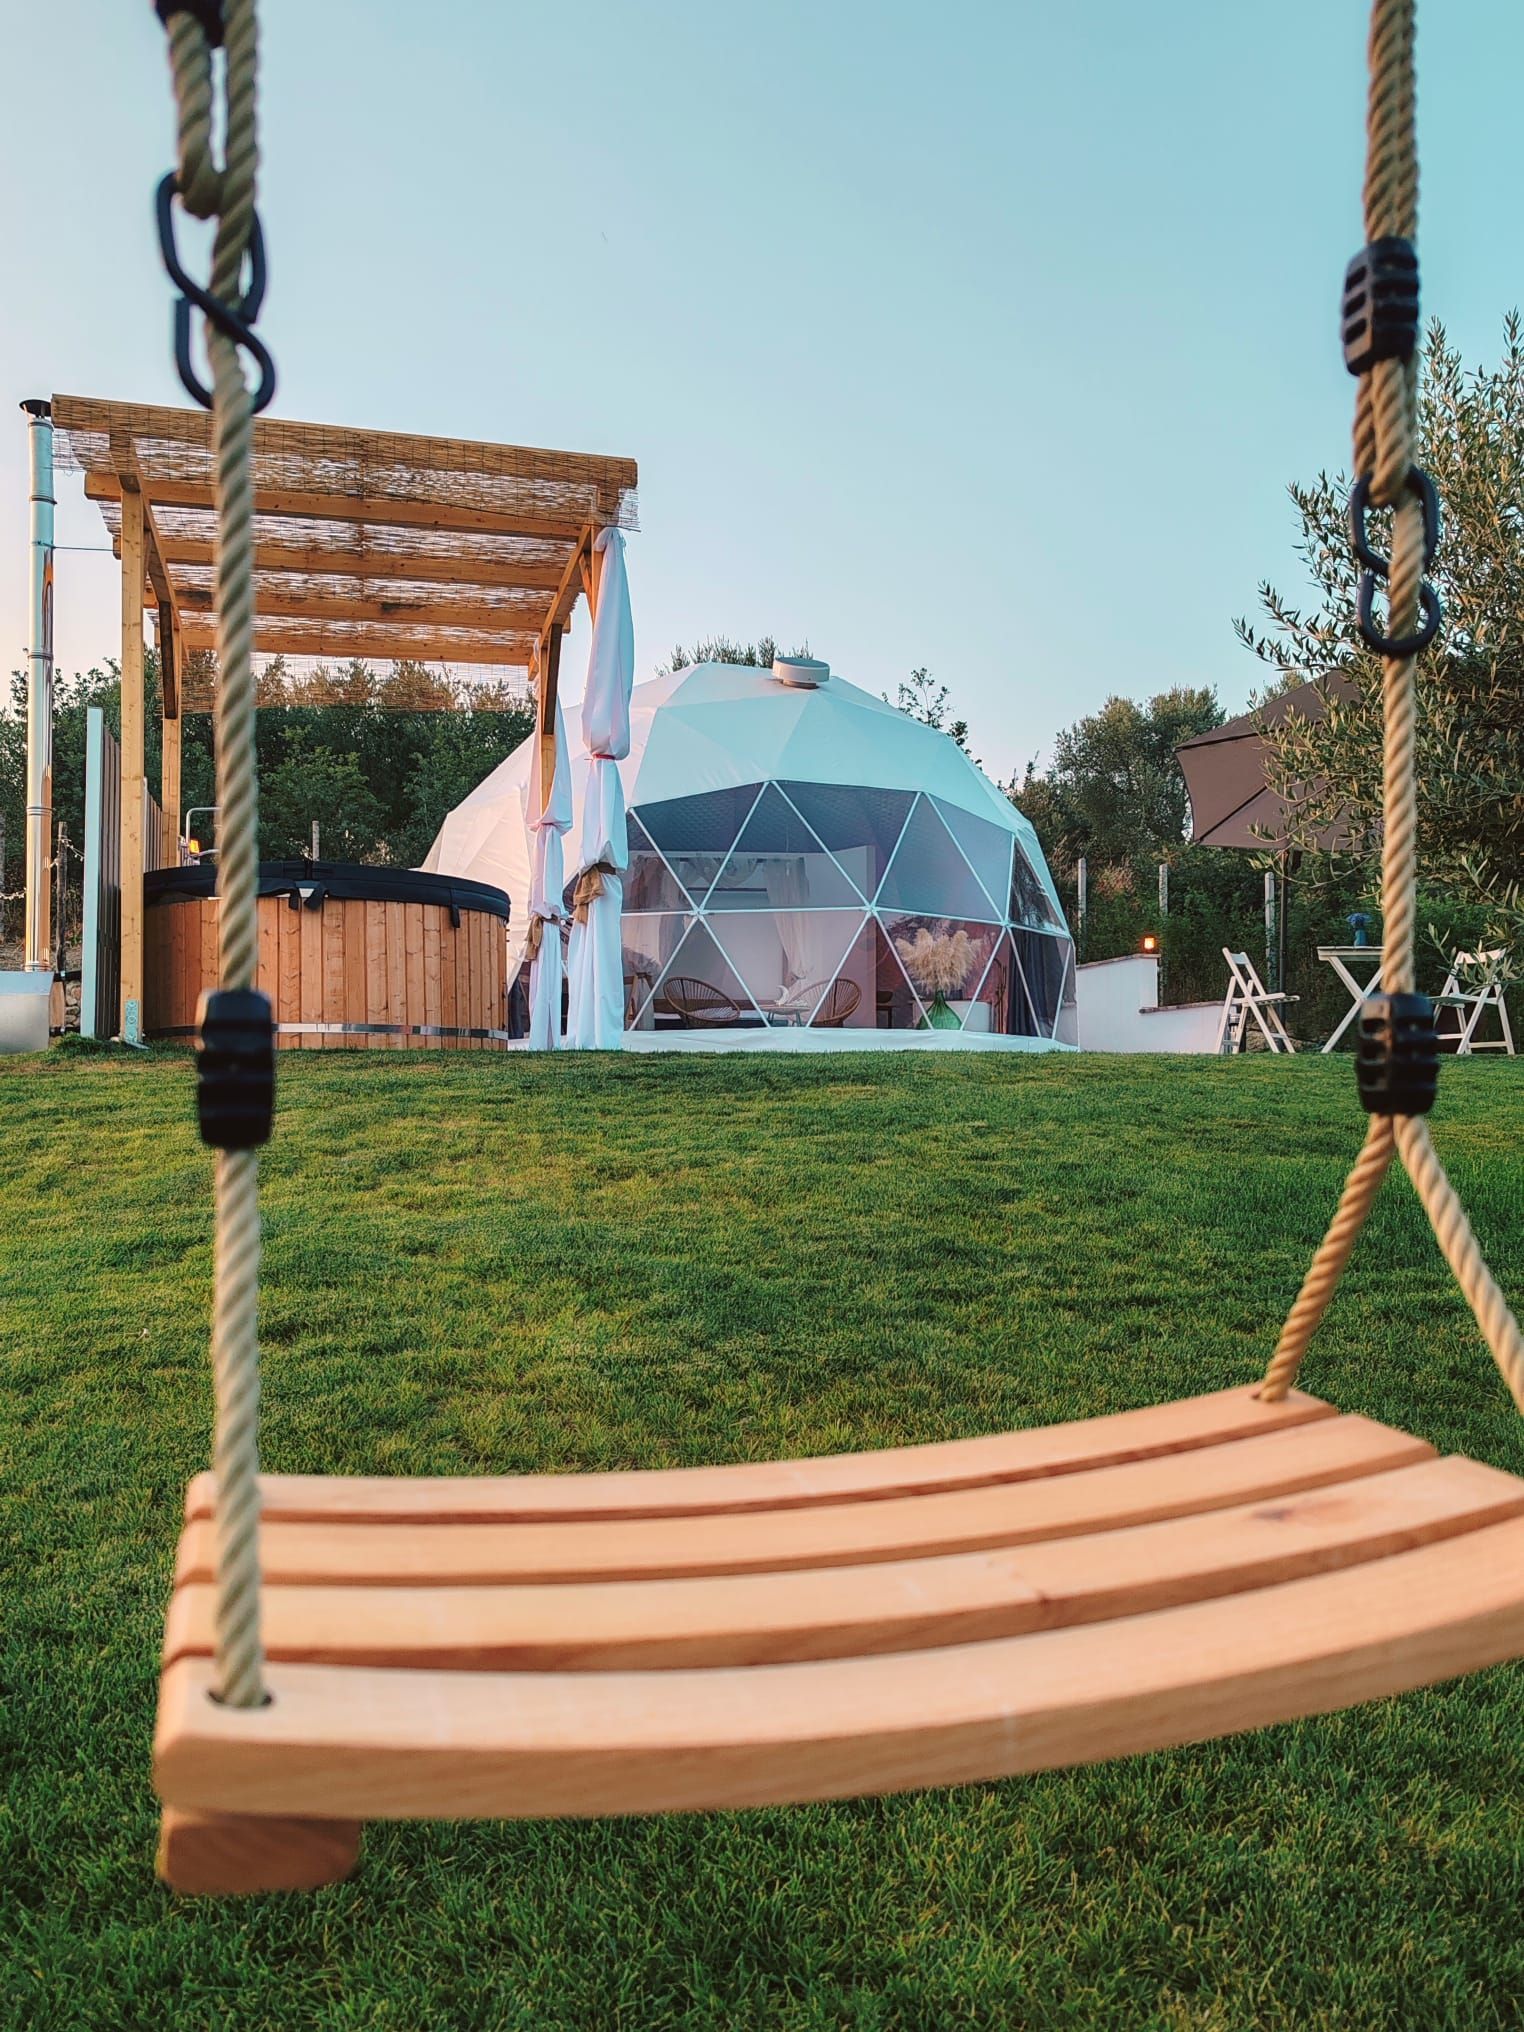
[424,660,1076,1042]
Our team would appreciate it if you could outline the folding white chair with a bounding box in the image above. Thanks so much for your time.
[1216,948,1299,1054]
[1435,949,1516,1057]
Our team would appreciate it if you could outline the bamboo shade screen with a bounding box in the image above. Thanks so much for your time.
[52,396,638,711]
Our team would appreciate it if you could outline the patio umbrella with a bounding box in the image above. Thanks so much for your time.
[1176,676,1358,851]
[1176,675,1360,989]
[565,528,634,1050]
[524,658,572,1050]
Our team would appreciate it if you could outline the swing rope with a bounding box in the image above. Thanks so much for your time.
[1259,0,1524,1412]
[161,0,267,1708]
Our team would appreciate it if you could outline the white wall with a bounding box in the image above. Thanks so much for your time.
[1076,953,1222,1054]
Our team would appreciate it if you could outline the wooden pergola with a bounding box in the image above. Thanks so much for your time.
[52,394,637,1033]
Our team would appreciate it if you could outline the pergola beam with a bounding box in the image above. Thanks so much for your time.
[85,471,589,542]
[538,522,597,639]
[174,586,551,631]
[178,626,535,665]
[141,497,178,611]
[148,538,571,591]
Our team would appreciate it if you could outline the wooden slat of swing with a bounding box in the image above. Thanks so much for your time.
[173,1414,1429,1588]
[163,1456,1524,1672]
[181,1384,1335,1525]
[155,1515,1524,1830]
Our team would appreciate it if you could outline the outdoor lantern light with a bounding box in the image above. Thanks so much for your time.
[1141,933,1159,954]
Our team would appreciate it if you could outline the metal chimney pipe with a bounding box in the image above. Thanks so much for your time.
[21,399,55,971]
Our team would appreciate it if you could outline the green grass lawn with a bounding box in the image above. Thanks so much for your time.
[4,1045,1524,2031]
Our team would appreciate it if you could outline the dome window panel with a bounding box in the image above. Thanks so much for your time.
[929,796,1014,923]
[638,785,765,856]
[647,920,764,1029]
[1006,937,1046,1036]
[623,815,697,914]
[879,913,1003,1029]
[706,909,867,1027]
[704,785,865,913]
[830,917,930,1031]
[960,931,1020,1037]
[1014,929,1074,1038]
[776,781,914,903]
[621,912,693,1029]
[876,795,1004,924]
[1010,842,1066,930]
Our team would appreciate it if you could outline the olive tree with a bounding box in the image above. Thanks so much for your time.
[1238,317,1524,933]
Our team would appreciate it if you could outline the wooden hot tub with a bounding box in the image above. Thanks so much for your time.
[144,860,512,1049]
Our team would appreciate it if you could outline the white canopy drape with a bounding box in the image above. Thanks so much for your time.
[525,668,572,1051]
[565,528,634,1049]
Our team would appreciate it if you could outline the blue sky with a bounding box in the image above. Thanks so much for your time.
[2,0,1521,785]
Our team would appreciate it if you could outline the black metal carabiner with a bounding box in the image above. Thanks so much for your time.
[1348,467,1441,578]
[155,171,277,413]
[1348,465,1443,657]
[1356,574,1442,659]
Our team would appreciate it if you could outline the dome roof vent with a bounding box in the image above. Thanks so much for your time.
[770,654,829,689]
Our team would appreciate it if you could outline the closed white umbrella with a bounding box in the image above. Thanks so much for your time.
[565,528,634,1049]
[525,658,572,1050]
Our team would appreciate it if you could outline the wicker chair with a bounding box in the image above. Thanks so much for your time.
[810,979,862,1028]
[660,976,744,1027]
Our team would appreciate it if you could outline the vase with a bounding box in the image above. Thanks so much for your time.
[918,994,962,1031]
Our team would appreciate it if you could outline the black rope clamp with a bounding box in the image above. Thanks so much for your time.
[1342,236,1420,376]
[1356,991,1439,1116]
[196,988,276,1150]
[152,0,224,46]
[154,172,277,414]
[1348,467,1443,658]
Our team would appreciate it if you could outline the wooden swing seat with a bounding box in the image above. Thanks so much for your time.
[154,1384,1524,1893]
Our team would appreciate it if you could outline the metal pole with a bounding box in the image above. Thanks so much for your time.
[1264,868,1278,990]
[1277,851,1291,999]
[22,399,55,971]
[1157,861,1169,1003]
[310,818,320,860]
[1075,855,1087,960]
[54,823,71,975]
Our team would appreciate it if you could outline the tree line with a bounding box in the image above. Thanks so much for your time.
[0,657,532,936]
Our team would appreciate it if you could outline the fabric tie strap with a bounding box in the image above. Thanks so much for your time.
[526,910,565,962]
[572,861,618,925]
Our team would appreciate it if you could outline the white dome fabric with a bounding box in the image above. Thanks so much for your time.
[424,661,1076,1042]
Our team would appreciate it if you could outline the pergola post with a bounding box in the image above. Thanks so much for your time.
[537,622,563,817]
[119,485,146,1037]
[21,399,54,971]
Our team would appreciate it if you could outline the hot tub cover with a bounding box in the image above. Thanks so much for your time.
[146,859,510,921]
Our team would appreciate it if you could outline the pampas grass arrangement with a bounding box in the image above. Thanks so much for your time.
[894,926,977,999]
